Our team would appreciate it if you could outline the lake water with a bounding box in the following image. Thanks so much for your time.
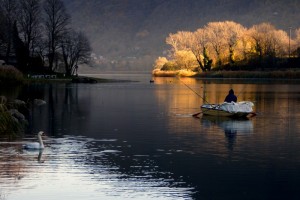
[1,74,300,200]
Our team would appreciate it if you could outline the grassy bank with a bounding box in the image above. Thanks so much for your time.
[152,69,300,79]
[0,65,136,87]
[152,69,198,77]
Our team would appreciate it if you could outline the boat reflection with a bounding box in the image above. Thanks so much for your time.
[201,116,253,150]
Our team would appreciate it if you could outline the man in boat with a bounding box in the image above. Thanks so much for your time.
[224,89,237,103]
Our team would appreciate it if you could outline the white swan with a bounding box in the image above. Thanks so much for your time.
[23,131,45,150]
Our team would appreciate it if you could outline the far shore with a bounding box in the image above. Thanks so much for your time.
[24,70,300,84]
[152,69,300,80]
[3,64,300,86]
[25,75,133,84]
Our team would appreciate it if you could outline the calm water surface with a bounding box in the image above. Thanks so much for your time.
[1,74,300,200]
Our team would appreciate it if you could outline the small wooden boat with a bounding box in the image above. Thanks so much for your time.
[195,101,256,118]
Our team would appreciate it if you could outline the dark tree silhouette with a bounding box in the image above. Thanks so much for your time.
[43,0,70,72]
[13,22,29,71]
[18,0,42,70]
[0,0,18,63]
[61,31,91,76]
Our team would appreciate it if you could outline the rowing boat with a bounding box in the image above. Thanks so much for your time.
[199,101,256,118]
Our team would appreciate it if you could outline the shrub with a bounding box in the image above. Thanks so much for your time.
[0,65,24,85]
[153,57,168,69]
[152,69,177,77]
[161,61,181,71]
[0,97,27,139]
[0,104,22,139]
[177,69,197,77]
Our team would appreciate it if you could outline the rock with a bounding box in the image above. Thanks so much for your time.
[8,109,26,122]
[14,99,26,106]
[34,99,47,106]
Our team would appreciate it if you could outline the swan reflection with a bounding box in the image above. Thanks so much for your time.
[38,149,44,163]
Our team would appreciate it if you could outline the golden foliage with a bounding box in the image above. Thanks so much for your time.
[153,57,168,69]
[160,21,298,72]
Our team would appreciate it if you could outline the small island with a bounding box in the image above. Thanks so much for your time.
[152,21,300,79]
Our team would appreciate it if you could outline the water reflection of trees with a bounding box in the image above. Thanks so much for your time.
[25,83,90,136]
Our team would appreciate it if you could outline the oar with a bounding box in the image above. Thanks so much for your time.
[247,112,257,118]
[192,112,202,118]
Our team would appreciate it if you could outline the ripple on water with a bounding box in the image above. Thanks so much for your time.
[0,135,194,200]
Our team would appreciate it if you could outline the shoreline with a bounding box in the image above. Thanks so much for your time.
[25,75,135,84]
[26,72,300,84]
[152,69,300,80]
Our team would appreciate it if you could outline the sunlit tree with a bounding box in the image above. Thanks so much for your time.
[272,29,290,58]
[295,28,300,45]
[248,23,276,58]
[238,29,254,62]
[156,21,297,72]
[295,28,300,56]
[205,22,227,67]
[222,21,246,64]
[153,57,168,69]
[174,50,198,71]
[248,23,291,68]
[166,31,191,54]
[189,28,212,71]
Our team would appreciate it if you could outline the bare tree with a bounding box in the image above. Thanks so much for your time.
[206,22,227,67]
[35,37,48,66]
[248,23,292,68]
[295,28,300,57]
[43,0,70,72]
[166,31,190,54]
[295,28,300,46]
[239,29,254,62]
[189,28,212,71]
[248,23,274,58]
[159,21,297,72]
[153,57,168,70]
[222,21,246,64]
[174,50,198,71]
[60,31,91,76]
[272,29,290,58]
[0,0,18,62]
[0,8,5,56]
[18,0,42,63]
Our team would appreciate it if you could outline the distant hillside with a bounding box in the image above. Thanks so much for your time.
[62,0,300,71]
